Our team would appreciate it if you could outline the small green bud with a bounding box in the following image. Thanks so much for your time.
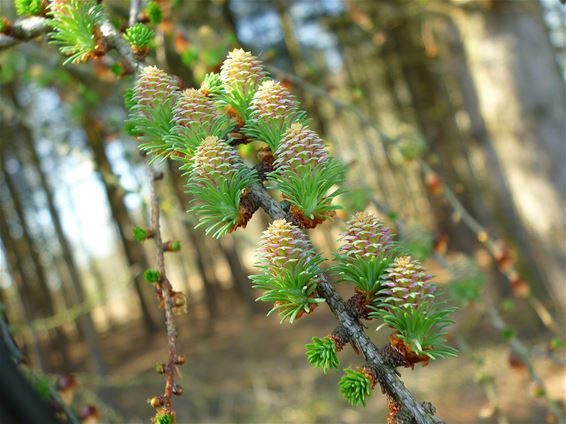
[549,337,563,351]
[124,23,154,52]
[397,132,427,161]
[15,0,43,16]
[133,225,152,241]
[154,363,166,374]
[146,1,163,24]
[532,384,546,398]
[144,268,161,283]
[163,240,181,252]
[305,336,339,374]
[500,299,514,312]
[501,328,516,339]
[22,368,51,400]
[339,368,374,407]
[111,62,125,76]
[154,412,172,424]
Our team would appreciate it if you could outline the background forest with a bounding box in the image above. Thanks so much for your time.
[0,0,565,423]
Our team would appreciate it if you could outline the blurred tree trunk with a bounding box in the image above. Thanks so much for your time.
[273,0,328,136]
[359,2,555,300]
[26,190,82,337]
[332,18,412,211]
[84,118,158,333]
[452,0,565,310]
[0,203,47,371]
[385,7,489,255]
[60,181,112,327]
[20,122,107,375]
[48,140,111,325]
[436,15,547,295]
[0,146,71,371]
[218,237,257,313]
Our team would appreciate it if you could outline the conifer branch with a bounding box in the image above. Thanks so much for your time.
[129,0,142,26]
[0,14,143,72]
[149,169,178,414]
[0,16,49,50]
[248,181,441,424]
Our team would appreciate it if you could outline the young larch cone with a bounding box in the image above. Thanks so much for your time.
[257,219,316,271]
[134,66,179,110]
[256,219,321,320]
[173,88,219,129]
[273,123,329,172]
[338,212,395,259]
[188,136,256,237]
[381,256,436,308]
[191,136,241,181]
[250,80,297,120]
[220,48,267,94]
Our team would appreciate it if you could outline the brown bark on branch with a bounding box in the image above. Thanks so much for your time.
[0,16,49,50]
[149,169,180,415]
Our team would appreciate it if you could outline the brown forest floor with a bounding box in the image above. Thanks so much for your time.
[56,290,566,424]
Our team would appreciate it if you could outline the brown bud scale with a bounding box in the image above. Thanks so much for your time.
[231,189,260,232]
[329,325,349,351]
[388,333,430,369]
[289,204,332,229]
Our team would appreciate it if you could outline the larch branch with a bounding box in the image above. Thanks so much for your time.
[0,16,49,50]
[249,181,441,424]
